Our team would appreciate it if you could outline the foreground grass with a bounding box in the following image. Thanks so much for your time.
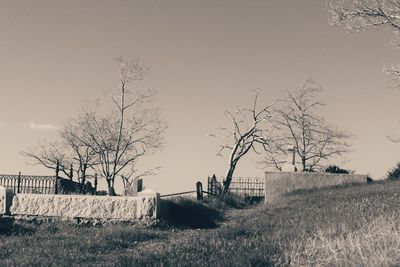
[2,180,400,266]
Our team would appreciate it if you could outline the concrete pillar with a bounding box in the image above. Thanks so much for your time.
[137,189,160,219]
[0,186,14,215]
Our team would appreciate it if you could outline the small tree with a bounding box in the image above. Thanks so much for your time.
[212,92,272,194]
[325,165,350,174]
[264,78,352,171]
[22,140,75,178]
[387,162,400,179]
[23,123,99,183]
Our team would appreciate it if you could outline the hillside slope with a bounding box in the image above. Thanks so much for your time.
[1,180,400,266]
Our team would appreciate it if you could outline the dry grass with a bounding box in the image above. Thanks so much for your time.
[2,180,400,266]
[265,172,366,201]
[288,213,400,266]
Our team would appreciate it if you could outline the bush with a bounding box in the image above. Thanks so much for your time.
[365,175,374,184]
[95,190,108,196]
[387,162,400,180]
[325,165,350,174]
[159,197,223,229]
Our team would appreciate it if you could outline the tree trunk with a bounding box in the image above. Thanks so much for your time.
[301,156,306,171]
[81,164,87,185]
[223,163,236,195]
[106,178,116,196]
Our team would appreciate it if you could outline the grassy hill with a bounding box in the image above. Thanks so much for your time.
[2,180,400,266]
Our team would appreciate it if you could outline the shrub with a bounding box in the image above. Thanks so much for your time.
[387,162,400,180]
[324,165,349,174]
[365,175,374,184]
[159,197,222,229]
[95,190,108,196]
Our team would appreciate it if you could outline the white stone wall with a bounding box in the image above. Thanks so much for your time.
[8,189,159,221]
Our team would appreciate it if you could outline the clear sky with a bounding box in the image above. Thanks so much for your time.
[1,0,400,194]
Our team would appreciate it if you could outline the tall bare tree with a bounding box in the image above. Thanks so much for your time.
[264,79,352,171]
[329,0,400,87]
[211,92,272,194]
[23,58,167,195]
[73,58,167,195]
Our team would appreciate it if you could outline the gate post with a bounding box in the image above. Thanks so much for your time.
[196,181,203,200]
[0,186,13,215]
[69,164,73,181]
[54,161,59,195]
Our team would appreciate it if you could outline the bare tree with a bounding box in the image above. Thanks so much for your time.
[22,125,99,183]
[22,58,167,195]
[264,78,352,171]
[60,120,99,184]
[74,58,167,195]
[22,140,74,178]
[329,0,400,87]
[262,136,290,171]
[211,92,272,194]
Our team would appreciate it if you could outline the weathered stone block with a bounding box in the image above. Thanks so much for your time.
[0,186,14,215]
[137,189,160,219]
[9,190,160,221]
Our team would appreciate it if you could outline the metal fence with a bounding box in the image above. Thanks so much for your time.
[0,174,57,194]
[207,175,264,198]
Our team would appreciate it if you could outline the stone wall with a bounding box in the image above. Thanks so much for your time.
[265,172,367,202]
[0,187,159,221]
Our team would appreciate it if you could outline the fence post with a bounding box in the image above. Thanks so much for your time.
[196,181,203,200]
[94,173,98,193]
[69,165,73,181]
[207,176,210,195]
[56,161,60,178]
[55,161,59,194]
[17,171,21,194]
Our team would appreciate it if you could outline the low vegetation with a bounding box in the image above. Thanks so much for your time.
[324,165,350,174]
[2,181,400,266]
[387,162,400,180]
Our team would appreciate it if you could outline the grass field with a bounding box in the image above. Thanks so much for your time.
[2,180,400,266]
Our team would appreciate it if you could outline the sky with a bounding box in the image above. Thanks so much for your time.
[1,0,400,194]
